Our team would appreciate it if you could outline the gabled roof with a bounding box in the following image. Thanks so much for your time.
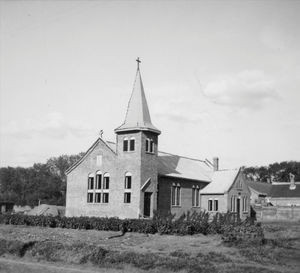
[270,183,300,198]
[66,138,116,174]
[200,169,240,194]
[115,67,161,134]
[246,181,272,196]
[158,151,213,182]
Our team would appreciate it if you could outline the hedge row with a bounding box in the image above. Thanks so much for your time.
[0,211,262,239]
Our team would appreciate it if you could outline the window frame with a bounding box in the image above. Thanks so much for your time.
[123,137,129,152]
[124,192,131,203]
[208,199,213,211]
[171,183,181,207]
[129,137,135,151]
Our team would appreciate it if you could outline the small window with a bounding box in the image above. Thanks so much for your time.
[103,193,109,203]
[208,199,213,211]
[150,139,154,153]
[214,200,218,211]
[124,192,131,203]
[129,138,135,151]
[103,174,110,189]
[123,138,128,151]
[192,188,195,207]
[146,138,150,152]
[88,176,94,190]
[125,173,132,189]
[96,172,102,189]
[171,184,181,206]
[87,193,93,203]
[95,193,101,203]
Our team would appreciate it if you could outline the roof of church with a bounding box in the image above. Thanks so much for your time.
[200,168,240,194]
[157,151,213,182]
[115,66,161,134]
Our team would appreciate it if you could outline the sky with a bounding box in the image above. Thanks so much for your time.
[0,0,300,169]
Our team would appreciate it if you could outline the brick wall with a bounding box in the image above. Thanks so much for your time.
[158,176,208,216]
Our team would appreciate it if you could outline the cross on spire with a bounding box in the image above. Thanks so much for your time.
[136,57,141,69]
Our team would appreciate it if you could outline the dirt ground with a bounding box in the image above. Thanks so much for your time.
[0,222,299,273]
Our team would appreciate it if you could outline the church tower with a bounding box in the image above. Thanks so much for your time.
[115,58,161,217]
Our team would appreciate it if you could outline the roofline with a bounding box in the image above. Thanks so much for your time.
[65,137,117,175]
[158,174,211,183]
[226,168,243,193]
[158,151,211,166]
[114,126,161,135]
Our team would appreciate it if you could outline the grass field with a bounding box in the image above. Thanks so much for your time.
[0,221,299,273]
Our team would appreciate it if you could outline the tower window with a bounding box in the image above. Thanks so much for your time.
[125,173,132,189]
[150,139,154,153]
[146,138,150,152]
[123,138,128,151]
[124,192,131,203]
[130,138,135,151]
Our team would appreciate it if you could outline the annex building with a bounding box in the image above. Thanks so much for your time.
[65,61,250,219]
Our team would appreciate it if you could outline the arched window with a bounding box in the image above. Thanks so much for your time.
[123,137,128,151]
[96,171,102,190]
[129,137,135,151]
[88,173,94,190]
[125,172,132,189]
[87,173,94,203]
[171,183,181,206]
[103,173,110,203]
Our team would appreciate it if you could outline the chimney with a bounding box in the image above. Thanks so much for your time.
[289,173,296,190]
[213,157,219,171]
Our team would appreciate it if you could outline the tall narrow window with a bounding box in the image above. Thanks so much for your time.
[146,138,150,152]
[87,192,93,203]
[96,171,102,189]
[123,138,128,151]
[103,173,110,203]
[214,200,218,211]
[171,183,181,206]
[129,137,135,151]
[192,187,196,207]
[125,173,132,189]
[103,174,110,189]
[95,193,101,203]
[208,199,213,211]
[103,193,109,203]
[196,187,200,207]
[124,192,131,203]
[150,139,154,153]
[88,176,94,190]
[87,174,94,203]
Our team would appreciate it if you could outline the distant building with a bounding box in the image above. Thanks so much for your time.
[65,61,250,219]
[0,201,14,214]
[246,181,272,205]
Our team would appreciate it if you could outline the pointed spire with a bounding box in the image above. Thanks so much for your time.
[115,59,161,135]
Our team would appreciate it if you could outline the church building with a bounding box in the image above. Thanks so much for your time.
[65,60,250,219]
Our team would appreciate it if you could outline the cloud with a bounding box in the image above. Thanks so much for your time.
[203,70,278,109]
[1,112,94,139]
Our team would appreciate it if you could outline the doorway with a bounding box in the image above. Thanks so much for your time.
[144,192,152,217]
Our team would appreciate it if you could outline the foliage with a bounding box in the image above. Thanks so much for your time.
[244,161,300,182]
[0,211,256,239]
[0,153,84,206]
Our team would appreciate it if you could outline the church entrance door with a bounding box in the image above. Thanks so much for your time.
[144,192,152,217]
